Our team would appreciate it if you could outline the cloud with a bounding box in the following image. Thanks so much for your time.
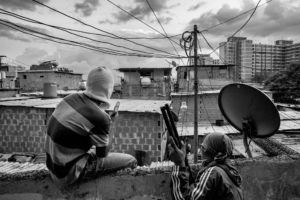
[113,0,170,23]
[187,0,300,46]
[0,24,30,42]
[16,47,49,65]
[187,2,206,11]
[0,20,50,42]
[0,0,50,11]
[75,0,99,17]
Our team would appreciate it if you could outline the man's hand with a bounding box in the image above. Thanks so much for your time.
[168,137,186,167]
[109,111,118,122]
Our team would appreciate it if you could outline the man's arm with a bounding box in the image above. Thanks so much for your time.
[171,166,218,200]
[171,166,192,200]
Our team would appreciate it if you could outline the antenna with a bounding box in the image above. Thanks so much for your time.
[218,83,281,158]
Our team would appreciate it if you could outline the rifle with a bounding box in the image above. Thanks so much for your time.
[160,104,194,182]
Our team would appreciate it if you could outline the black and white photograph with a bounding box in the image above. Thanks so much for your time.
[0,0,299,199]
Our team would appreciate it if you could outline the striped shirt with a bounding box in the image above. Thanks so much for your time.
[45,93,111,185]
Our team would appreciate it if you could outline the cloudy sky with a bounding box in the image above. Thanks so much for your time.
[0,0,299,78]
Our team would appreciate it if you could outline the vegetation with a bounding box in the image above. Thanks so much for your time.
[264,63,300,104]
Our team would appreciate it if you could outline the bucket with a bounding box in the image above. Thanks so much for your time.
[43,82,57,98]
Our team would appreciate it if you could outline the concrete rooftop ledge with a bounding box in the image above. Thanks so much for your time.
[1,156,300,200]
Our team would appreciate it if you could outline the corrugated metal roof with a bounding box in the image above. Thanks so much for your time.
[177,118,300,136]
[171,90,220,96]
[18,70,82,75]
[117,66,172,70]
[171,90,273,96]
[0,97,171,113]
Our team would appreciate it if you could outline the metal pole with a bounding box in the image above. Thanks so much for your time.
[193,25,198,163]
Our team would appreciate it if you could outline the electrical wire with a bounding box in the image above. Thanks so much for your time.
[0,10,169,56]
[32,0,180,57]
[208,0,263,56]
[104,0,181,42]
[199,0,273,33]
[0,9,185,59]
[0,19,183,58]
[145,0,185,66]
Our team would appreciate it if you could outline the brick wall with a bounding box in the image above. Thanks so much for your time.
[110,112,163,162]
[121,82,171,100]
[0,106,164,162]
[0,106,53,153]
[171,93,224,125]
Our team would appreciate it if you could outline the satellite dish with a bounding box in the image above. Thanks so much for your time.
[218,83,280,157]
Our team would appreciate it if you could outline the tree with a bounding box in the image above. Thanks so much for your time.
[264,63,300,104]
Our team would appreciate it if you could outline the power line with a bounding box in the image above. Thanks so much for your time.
[200,0,273,33]
[145,0,185,66]
[208,0,263,56]
[0,9,178,58]
[0,8,179,41]
[32,0,180,57]
[105,0,181,42]
[0,19,183,58]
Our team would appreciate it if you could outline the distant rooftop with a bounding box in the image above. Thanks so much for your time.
[18,70,82,75]
[176,64,235,70]
[0,96,170,114]
[117,66,172,72]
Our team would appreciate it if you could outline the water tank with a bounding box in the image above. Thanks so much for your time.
[141,77,151,86]
[43,82,57,98]
[1,71,6,79]
[78,81,86,90]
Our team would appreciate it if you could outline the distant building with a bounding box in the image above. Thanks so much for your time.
[175,64,235,92]
[117,66,172,100]
[19,61,82,91]
[219,37,300,82]
[219,37,253,81]
[190,54,219,66]
[0,56,25,89]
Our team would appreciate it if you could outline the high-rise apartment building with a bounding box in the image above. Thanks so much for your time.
[219,37,253,81]
[219,37,300,82]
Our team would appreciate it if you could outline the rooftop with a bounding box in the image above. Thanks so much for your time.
[0,96,171,113]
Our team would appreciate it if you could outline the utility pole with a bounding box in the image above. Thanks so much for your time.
[193,25,199,164]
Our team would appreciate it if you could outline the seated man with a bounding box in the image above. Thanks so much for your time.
[168,132,243,200]
[45,66,137,186]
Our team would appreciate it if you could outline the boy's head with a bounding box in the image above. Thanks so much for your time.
[84,66,114,109]
[200,132,233,162]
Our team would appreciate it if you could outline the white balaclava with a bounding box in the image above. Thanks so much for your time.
[84,66,114,109]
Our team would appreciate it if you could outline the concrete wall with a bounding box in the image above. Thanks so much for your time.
[0,89,19,98]
[176,66,235,92]
[19,71,82,91]
[0,106,164,162]
[0,157,299,200]
[121,81,171,100]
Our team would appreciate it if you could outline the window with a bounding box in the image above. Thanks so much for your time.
[23,75,27,79]
[40,75,44,78]
[184,71,187,79]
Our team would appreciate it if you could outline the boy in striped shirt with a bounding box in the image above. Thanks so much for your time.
[45,66,137,186]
